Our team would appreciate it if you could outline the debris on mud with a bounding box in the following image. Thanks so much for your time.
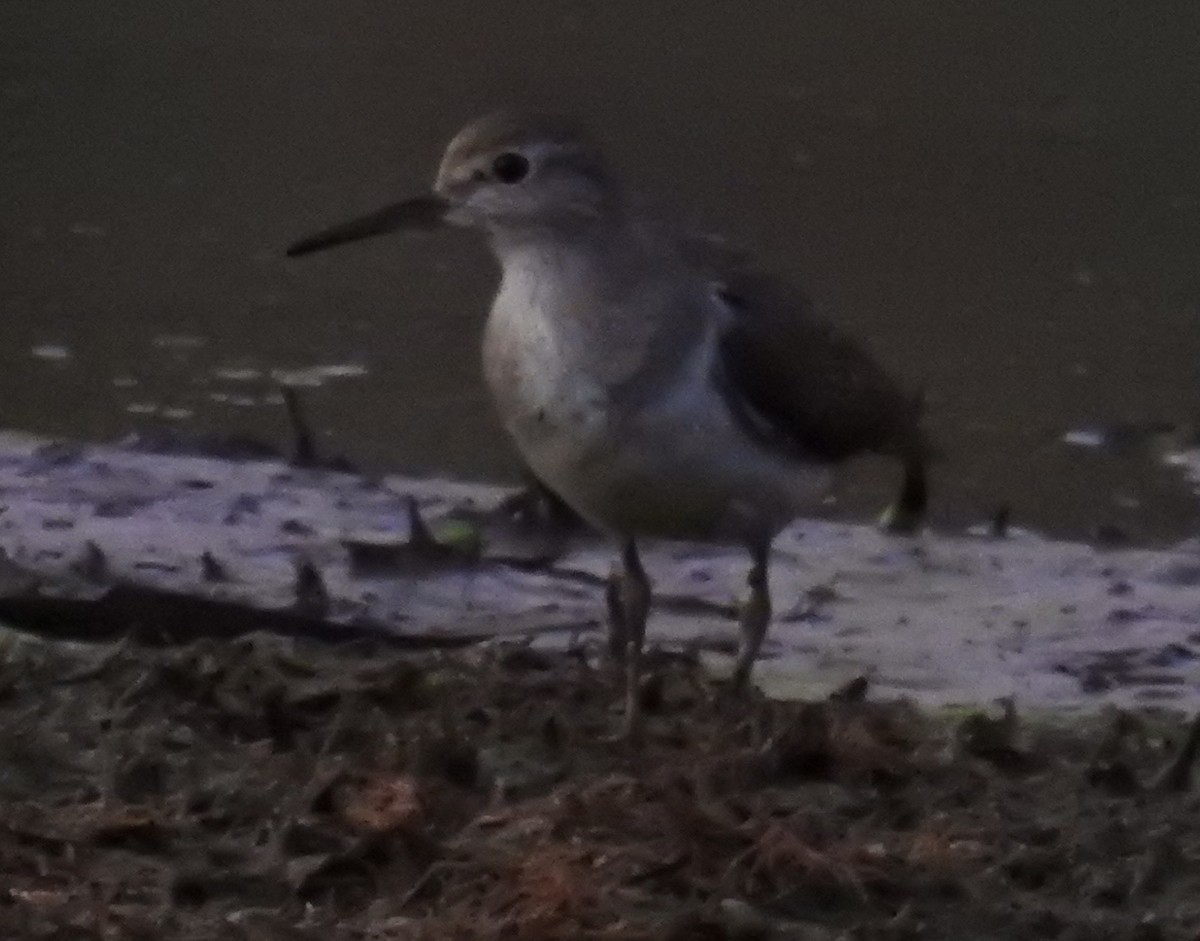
[1,626,1199,940]
[4,427,1200,712]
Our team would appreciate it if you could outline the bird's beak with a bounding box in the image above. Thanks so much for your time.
[286,193,449,257]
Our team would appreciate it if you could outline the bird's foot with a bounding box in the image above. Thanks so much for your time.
[731,554,772,693]
[621,641,644,742]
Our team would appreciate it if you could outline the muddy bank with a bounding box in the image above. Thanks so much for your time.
[0,428,1197,711]
[2,634,1200,940]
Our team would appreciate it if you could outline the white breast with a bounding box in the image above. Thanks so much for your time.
[481,258,612,462]
[479,243,831,542]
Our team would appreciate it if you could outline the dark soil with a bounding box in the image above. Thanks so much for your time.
[1,629,1199,940]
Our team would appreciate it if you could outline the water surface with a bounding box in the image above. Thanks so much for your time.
[2,1,1198,541]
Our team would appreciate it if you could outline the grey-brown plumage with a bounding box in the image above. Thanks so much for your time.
[287,111,929,738]
[713,264,928,522]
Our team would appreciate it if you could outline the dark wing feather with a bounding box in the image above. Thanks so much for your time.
[712,265,925,466]
[673,230,929,529]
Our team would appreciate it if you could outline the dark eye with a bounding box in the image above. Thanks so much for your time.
[491,151,529,184]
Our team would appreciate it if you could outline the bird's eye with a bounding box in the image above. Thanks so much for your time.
[491,151,530,184]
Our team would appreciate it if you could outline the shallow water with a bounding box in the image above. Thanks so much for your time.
[2,1,1198,542]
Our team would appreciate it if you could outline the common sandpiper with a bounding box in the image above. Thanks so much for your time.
[287,111,929,737]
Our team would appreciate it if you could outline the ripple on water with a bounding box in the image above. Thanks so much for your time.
[212,367,263,382]
[123,402,194,420]
[270,363,369,386]
[151,334,207,351]
[31,344,72,362]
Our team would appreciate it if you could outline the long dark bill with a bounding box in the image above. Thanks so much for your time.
[286,194,448,257]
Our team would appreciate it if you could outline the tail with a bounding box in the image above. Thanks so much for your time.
[878,449,928,534]
[878,388,930,535]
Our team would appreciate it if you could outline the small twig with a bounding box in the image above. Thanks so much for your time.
[829,676,869,703]
[49,634,134,686]
[625,849,689,886]
[292,556,330,617]
[1151,711,1200,792]
[394,858,467,912]
[199,550,229,583]
[990,504,1011,539]
[72,540,109,583]
[405,496,439,549]
[280,384,319,468]
[548,564,737,618]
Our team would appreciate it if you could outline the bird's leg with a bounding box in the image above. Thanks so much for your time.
[615,538,651,739]
[604,565,628,661]
[732,541,772,691]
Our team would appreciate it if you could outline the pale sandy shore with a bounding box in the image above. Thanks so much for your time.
[1,429,1197,712]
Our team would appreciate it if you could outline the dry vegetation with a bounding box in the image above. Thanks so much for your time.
[1,628,1198,940]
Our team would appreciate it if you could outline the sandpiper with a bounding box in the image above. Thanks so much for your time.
[288,112,928,736]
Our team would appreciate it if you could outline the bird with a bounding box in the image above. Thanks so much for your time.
[287,111,928,737]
